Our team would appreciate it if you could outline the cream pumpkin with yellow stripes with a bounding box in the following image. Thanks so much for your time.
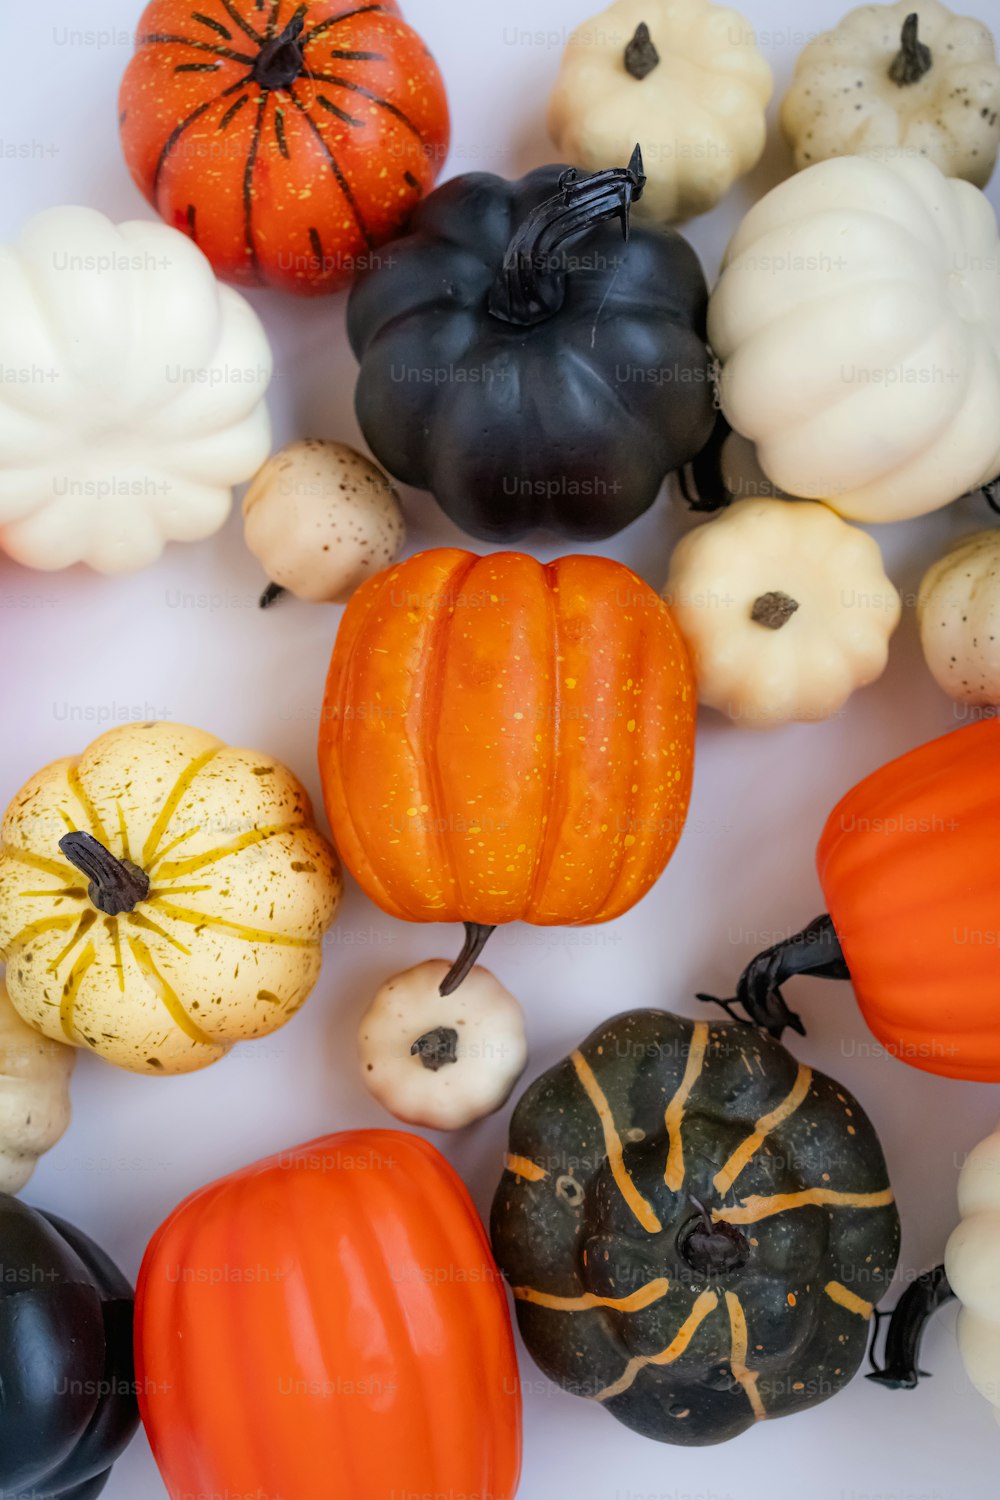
[0,722,341,1075]
[491,1008,900,1444]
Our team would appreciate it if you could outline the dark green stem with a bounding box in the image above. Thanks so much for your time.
[411,1026,460,1071]
[488,146,646,327]
[439,922,496,996]
[867,1266,954,1388]
[59,831,150,916]
[889,13,932,86]
[697,912,849,1039]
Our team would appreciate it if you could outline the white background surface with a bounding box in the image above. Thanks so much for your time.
[2,1,999,1497]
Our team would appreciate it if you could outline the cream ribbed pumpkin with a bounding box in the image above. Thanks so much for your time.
[0,722,341,1075]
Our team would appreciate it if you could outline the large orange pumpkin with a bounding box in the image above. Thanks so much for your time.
[119,0,449,294]
[704,718,1000,1082]
[318,548,697,990]
[135,1129,521,1500]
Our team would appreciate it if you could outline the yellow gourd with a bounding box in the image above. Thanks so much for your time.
[0,977,74,1192]
[0,722,341,1076]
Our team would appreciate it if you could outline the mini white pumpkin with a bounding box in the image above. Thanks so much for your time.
[0,721,341,1076]
[945,1120,1000,1422]
[662,498,901,726]
[0,977,74,1193]
[358,960,527,1130]
[782,1,1000,187]
[547,0,773,223]
[0,206,271,573]
[243,439,405,607]
[918,529,1000,702]
[708,153,1000,522]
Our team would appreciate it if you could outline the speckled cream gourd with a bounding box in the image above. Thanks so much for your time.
[918,530,1000,702]
[0,722,341,1075]
[781,0,1000,187]
[0,977,74,1192]
[243,439,405,605]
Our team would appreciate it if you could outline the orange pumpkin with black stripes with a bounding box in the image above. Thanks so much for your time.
[491,1009,900,1445]
[118,0,449,294]
[135,1129,522,1499]
[317,547,697,992]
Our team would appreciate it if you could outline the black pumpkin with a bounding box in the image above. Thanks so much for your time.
[347,149,716,541]
[490,1009,900,1445]
[0,1196,138,1500]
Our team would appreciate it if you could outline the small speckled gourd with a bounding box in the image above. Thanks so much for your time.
[243,440,405,606]
[0,722,342,1075]
[491,1009,900,1445]
[781,1,1000,187]
[0,977,74,1192]
[917,529,1000,702]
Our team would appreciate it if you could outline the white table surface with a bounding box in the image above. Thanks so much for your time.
[2,1,999,1497]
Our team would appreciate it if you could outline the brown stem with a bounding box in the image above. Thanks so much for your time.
[59,831,150,916]
[624,22,660,80]
[889,13,932,86]
[259,581,286,609]
[751,591,799,629]
[439,922,496,996]
[253,11,306,90]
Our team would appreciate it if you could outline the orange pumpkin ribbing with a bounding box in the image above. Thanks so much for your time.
[318,548,696,927]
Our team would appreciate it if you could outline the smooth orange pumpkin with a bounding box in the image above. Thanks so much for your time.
[135,1129,521,1500]
[318,548,697,989]
[705,718,1000,1082]
[119,0,449,294]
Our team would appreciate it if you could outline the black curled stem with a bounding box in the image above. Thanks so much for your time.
[439,922,497,996]
[488,146,646,328]
[889,13,933,87]
[982,476,1000,516]
[696,912,849,1039]
[253,11,306,90]
[677,408,734,513]
[259,581,287,609]
[867,1266,955,1389]
[59,831,150,916]
[679,1195,751,1277]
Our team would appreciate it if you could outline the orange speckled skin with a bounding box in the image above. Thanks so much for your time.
[135,1130,521,1500]
[119,0,450,295]
[318,549,697,927]
[817,718,1000,1082]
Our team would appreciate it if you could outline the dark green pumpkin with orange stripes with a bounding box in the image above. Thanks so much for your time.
[490,1009,900,1445]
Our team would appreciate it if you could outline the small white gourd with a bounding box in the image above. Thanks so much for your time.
[243,440,405,606]
[358,961,527,1131]
[0,978,74,1193]
[918,530,1000,702]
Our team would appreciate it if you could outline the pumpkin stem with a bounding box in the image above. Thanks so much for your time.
[677,408,735,513]
[253,10,306,90]
[696,912,848,1039]
[866,1265,954,1388]
[58,831,150,916]
[624,22,660,80]
[982,475,1000,516]
[487,147,646,327]
[439,922,496,996]
[889,13,933,87]
[259,581,287,609]
[680,1195,751,1276]
[751,591,799,630]
[411,1025,460,1070]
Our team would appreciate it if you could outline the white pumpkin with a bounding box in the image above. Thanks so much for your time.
[243,440,405,606]
[708,153,1000,522]
[0,722,341,1076]
[781,1,1000,187]
[0,977,74,1193]
[918,530,1000,702]
[358,960,527,1130]
[945,1121,1000,1423]
[0,206,271,573]
[661,498,900,726]
[547,0,772,223]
